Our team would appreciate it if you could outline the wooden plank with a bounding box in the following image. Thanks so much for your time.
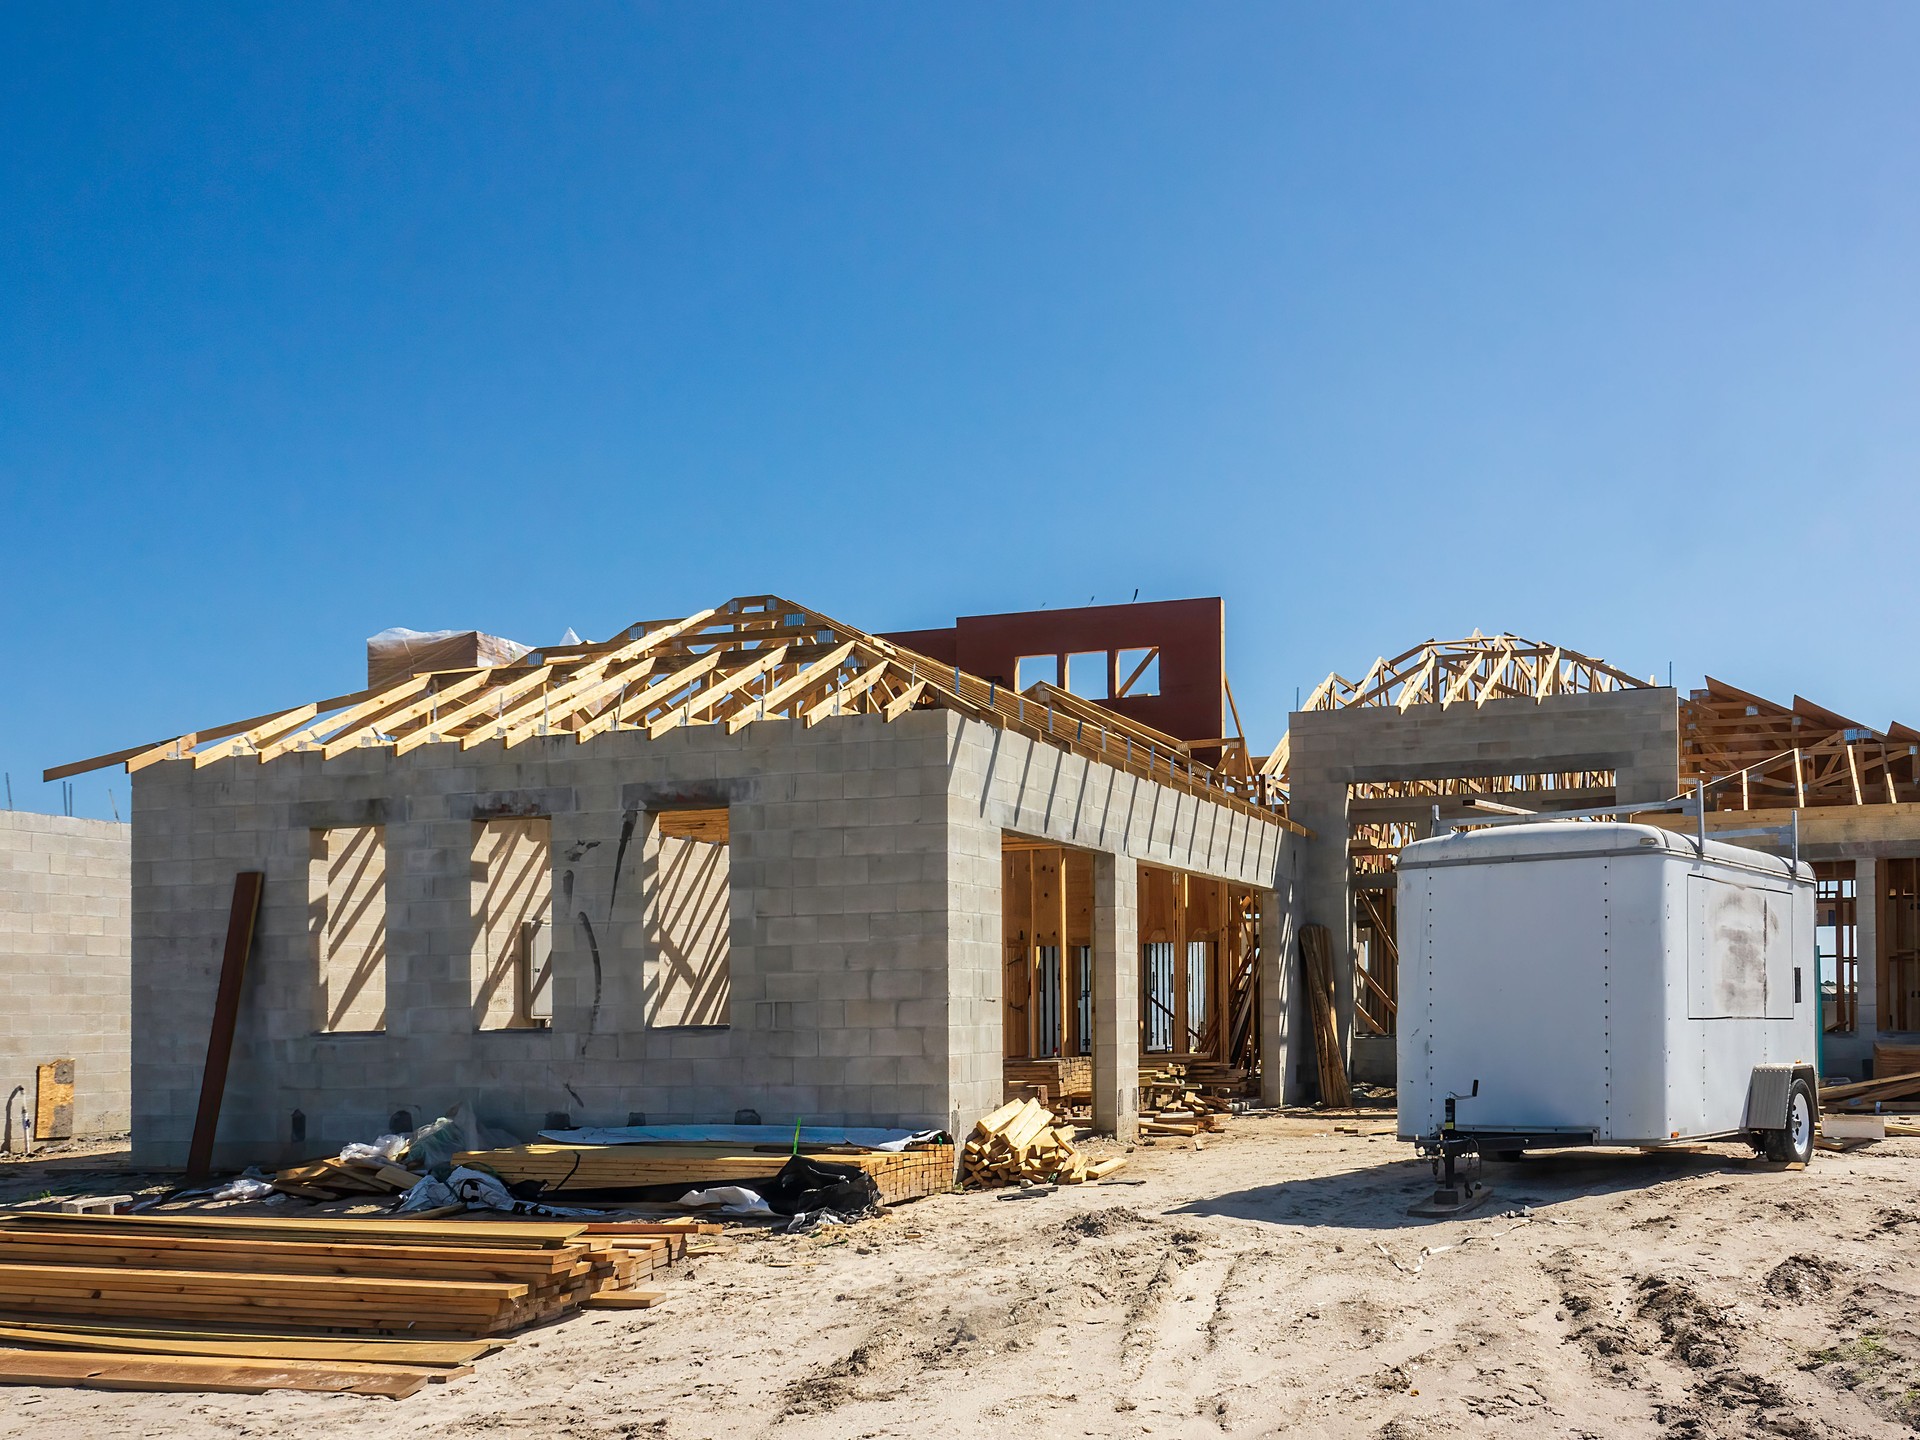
[34,1060,74,1142]
[185,872,263,1183]
[0,1322,498,1366]
[582,1290,668,1309]
[0,1347,432,1399]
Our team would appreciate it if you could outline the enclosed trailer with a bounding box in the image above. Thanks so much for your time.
[1396,821,1818,1168]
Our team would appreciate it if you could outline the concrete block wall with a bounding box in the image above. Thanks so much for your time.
[131,712,983,1166]
[0,812,131,1138]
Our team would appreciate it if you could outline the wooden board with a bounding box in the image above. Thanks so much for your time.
[34,1061,74,1142]
[0,1347,432,1399]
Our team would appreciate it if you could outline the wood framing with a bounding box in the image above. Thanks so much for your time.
[50,597,1297,830]
[1680,677,1920,811]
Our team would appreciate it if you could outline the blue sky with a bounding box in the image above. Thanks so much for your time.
[4,6,1918,819]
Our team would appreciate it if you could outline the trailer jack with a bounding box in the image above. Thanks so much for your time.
[1409,1094,1494,1218]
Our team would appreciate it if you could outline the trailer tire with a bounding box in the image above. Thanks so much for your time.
[1763,1078,1816,1166]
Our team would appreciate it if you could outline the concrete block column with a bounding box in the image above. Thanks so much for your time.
[1260,884,1299,1105]
[1858,857,1880,1040]
[1092,852,1139,1140]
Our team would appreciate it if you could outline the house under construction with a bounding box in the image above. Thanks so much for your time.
[47,594,1915,1164]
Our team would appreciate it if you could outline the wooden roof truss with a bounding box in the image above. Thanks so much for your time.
[1680,677,1920,811]
[49,596,1292,827]
[1261,630,1654,784]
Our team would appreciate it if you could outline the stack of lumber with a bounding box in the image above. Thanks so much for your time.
[1004,1057,1093,1105]
[1876,1042,1920,1079]
[1140,1096,1230,1138]
[960,1100,1126,1187]
[454,1142,954,1206]
[0,1213,685,1345]
[271,1153,419,1201]
[1299,923,1353,1108]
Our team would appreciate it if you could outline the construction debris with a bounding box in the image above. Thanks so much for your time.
[452,1141,954,1208]
[960,1100,1126,1187]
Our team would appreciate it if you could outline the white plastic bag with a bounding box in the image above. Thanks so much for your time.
[338,1133,409,1165]
[678,1185,773,1216]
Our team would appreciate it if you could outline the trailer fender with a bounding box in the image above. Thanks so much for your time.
[1745,1062,1818,1132]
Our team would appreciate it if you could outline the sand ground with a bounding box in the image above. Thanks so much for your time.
[3,1114,1918,1438]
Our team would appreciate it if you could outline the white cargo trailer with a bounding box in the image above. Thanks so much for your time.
[1395,821,1818,1180]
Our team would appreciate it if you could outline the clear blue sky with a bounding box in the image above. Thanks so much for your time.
[5,6,1918,819]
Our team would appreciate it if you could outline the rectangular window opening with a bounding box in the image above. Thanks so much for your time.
[1144,941,1176,1053]
[1186,938,1212,1052]
[1066,652,1108,700]
[1015,654,1061,692]
[310,825,388,1034]
[1073,944,1093,1057]
[471,817,554,1030]
[1033,944,1062,1058]
[646,806,732,1027]
[1116,647,1160,698]
[1815,860,1857,1035]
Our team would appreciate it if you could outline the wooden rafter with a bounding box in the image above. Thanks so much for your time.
[48,595,1299,830]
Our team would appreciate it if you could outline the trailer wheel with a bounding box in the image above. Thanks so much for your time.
[1763,1078,1816,1165]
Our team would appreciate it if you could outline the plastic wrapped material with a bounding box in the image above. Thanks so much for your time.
[338,1133,409,1165]
[209,1172,275,1202]
[404,1101,519,1175]
[365,628,530,690]
[676,1186,773,1216]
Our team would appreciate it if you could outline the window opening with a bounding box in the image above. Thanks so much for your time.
[1116,648,1160,698]
[1033,945,1061,1058]
[1066,652,1109,700]
[1814,861,1856,1034]
[1073,944,1093,1056]
[646,806,732,1027]
[310,826,388,1033]
[1186,938,1211,1051]
[471,817,553,1030]
[1015,654,1061,692]
[1144,941,1176,1052]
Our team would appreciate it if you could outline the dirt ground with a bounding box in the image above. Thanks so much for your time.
[5,1114,1920,1438]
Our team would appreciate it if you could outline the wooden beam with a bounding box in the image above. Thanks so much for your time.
[801,661,890,727]
[186,873,264,1184]
[723,641,857,734]
[647,644,792,739]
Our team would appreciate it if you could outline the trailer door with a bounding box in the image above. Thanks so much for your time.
[1421,856,1612,1138]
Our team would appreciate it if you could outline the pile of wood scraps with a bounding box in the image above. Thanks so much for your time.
[960,1100,1126,1187]
[1819,1071,1920,1112]
[270,1153,420,1201]
[0,1211,704,1397]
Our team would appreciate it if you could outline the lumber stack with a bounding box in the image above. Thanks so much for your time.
[1875,1042,1920,1080]
[1004,1057,1093,1105]
[960,1100,1126,1187]
[0,1213,684,1344]
[1140,1096,1230,1138]
[453,1142,954,1205]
